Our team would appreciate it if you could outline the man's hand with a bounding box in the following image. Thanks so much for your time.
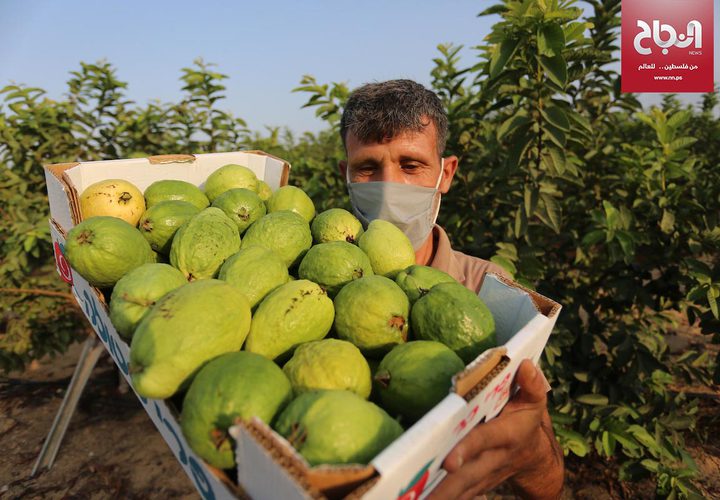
[427,360,564,500]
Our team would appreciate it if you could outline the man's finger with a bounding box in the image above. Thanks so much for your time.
[442,416,518,471]
[430,449,510,500]
[508,359,547,407]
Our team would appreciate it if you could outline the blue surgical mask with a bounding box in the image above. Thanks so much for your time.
[346,160,444,250]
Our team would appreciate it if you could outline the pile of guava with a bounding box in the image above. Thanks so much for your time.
[64,162,499,472]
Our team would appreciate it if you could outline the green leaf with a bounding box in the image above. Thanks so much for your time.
[514,208,528,238]
[666,109,691,129]
[576,394,609,405]
[660,210,675,234]
[628,425,664,455]
[582,230,605,246]
[708,288,719,318]
[539,193,562,233]
[540,105,570,131]
[538,54,568,87]
[491,255,517,275]
[543,122,566,148]
[537,23,565,57]
[490,36,520,79]
[524,185,539,216]
[668,137,698,151]
[602,431,616,457]
[497,113,531,141]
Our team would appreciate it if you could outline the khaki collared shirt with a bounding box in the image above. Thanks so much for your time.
[427,225,509,293]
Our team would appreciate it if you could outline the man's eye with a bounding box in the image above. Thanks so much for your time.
[401,164,420,172]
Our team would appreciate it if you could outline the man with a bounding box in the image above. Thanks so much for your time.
[338,80,565,499]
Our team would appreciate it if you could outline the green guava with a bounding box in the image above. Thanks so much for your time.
[181,351,292,469]
[204,164,258,202]
[169,207,241,280]
[244,280,334,361]
[333,275,409,356]
[144,179,210,210]
[374,341,465,422]
[256,180,273,201]
[65,216,152,288]
[274,390,403,466]
[265,185,315,223]
[297,241,373,297]
[211,188,266,234]
[358,220,415,278]
[138,200,200,254]
[311,208,364,244]
[109,263,187,340]
[411,282,496,363]
[395,265,457,304]
[129,279,251,399]
[241,211,312,268]
[283,339,372,399]
[218,246,289,308]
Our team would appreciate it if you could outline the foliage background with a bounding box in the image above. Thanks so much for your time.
[1,0,717,497]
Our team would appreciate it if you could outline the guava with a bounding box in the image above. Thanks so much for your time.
[64,216,152,288]
[204,164,258,202]
[311,208,364,244]
[411,282,496,363]
[129,279,252,399]
[211,188,266,234]
[297,241,373,297]
[265,185,316,223]
[274,390,403,466]
[358,220,415,278]
[283,339,372,399]
[109,263,187,340]
[80,179,145,226]
[138,200,200,254]
[144,179,210,210]
[333,275,409,356]
[241,211,312,268]
[169,207,241,280]
[244,280,334,361]
[181,351,292,469]
[395,265,457,304]
[375,341,465,422]
[218,246,289,308]
[256,180,273,201]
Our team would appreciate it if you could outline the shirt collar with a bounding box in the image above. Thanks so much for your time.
[428,225,466,284]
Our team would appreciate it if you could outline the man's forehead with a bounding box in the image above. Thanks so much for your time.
[345,121,439,156]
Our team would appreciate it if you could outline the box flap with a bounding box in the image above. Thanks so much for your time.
[479,274,539,344]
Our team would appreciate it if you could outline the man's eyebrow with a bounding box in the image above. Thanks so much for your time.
[349,157,381,167]
[398,154,432,165]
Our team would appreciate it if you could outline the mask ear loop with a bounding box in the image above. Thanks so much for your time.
[434,158,444,189]
[429,158,444,227]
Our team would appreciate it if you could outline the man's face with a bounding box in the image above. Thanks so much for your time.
[340,120,457,194]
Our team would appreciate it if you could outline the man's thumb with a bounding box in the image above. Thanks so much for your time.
[512,359,547,405]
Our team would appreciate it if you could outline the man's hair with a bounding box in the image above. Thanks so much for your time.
[340,79,448,156]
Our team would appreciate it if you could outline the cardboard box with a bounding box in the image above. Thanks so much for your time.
[45,151,290,500]
[229,274,560,499]
[44,151,561,500]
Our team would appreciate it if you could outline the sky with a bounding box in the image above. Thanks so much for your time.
[1,0,718,135]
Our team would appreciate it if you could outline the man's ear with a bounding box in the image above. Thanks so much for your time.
[439,155,458,194]
[338,160,348,180]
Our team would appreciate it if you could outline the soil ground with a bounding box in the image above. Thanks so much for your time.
[1,334,718,500]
